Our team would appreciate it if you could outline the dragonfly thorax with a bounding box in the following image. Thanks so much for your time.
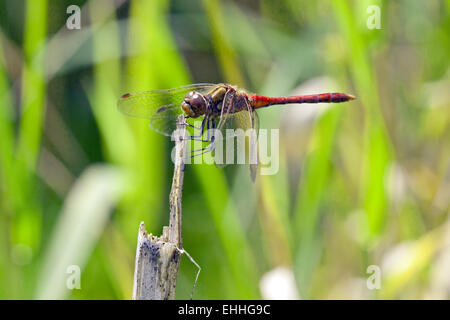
[181,91,207,118]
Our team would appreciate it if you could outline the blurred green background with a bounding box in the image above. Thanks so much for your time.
[0,0,449,299]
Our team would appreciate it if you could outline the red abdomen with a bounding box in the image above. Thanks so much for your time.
[250,92,356,109]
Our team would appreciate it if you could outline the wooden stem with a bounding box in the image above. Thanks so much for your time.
[132,115,187,300]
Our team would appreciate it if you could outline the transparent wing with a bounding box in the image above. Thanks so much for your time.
[213,108,260,182]
[215,90,253,139]
[148,104,181,136]
[117,83,216,120]
[249,111,259,182]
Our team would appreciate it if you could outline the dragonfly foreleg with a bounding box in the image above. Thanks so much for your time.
[185,117,215,142]
[188,117,218,158]
[185,116,208,139]
[190,141,216,158]
[183,122,202,131]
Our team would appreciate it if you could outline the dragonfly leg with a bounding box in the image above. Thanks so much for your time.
[189,118,219,158]
[190,141,216,158]
[190,145,210,154]
[189,138,210,142]
[183,122,202,131]
[186,117,215,142]
[190,120,215,155]
[185,116,207,139]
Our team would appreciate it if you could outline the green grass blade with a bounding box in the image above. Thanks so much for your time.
[194,164,260,298]
[8,1,48,279]
[332,0,392,243]
[17,0,48,170]
[293,106,342,298]
[201,0,246,86]
[0,35,18,299]
[35,165,124,299]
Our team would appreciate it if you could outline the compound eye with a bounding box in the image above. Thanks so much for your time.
[188,91,206,110]
[181,101,193,116]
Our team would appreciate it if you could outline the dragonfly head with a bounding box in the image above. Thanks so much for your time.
[181,91,207,118]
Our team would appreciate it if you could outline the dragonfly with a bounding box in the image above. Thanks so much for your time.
[118,83,355,182]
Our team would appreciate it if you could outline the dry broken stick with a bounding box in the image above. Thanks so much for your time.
[132,115,200,300]
[132,223,180,299]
